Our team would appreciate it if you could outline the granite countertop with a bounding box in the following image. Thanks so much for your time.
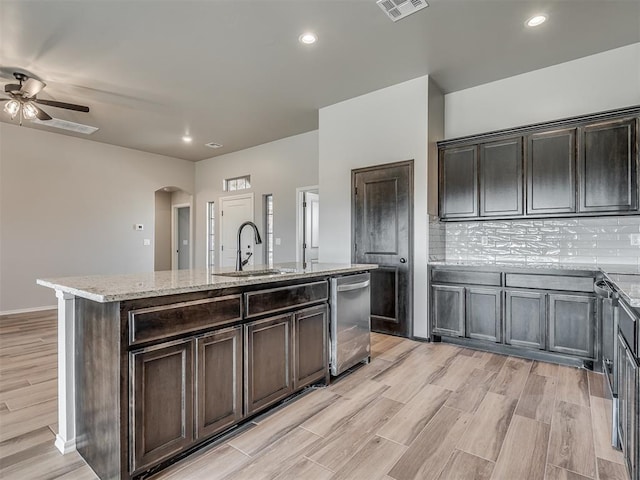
[428,261,640,307]
[37,262,376,303]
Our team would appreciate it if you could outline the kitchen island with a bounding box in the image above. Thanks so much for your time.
[37,263,375,480]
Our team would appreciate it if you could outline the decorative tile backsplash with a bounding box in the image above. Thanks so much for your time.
[428,216,640,266]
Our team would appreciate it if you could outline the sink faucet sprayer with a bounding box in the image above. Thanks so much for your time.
[236,221,262,271]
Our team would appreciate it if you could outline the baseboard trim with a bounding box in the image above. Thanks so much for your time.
[0,305,57,316]
[55,434,76,454]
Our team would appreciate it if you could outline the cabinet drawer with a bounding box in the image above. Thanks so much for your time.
[505,274,594,293]
[129,295,242,346]
[245,281,328,319]
[431,270,501,286]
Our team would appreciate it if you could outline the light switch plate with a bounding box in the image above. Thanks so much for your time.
[630,233,640,246]
[135,224,144,231]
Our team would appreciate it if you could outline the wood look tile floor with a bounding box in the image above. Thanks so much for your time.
[0,310,630,480]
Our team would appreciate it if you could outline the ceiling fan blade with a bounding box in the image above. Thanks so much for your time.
[34,98,90,112]
[21,78,46,98]
[33,104,52,121]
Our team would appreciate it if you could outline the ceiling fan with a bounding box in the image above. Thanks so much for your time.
[1,72,90,124]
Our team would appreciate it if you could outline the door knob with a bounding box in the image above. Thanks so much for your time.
[400,258,407,263]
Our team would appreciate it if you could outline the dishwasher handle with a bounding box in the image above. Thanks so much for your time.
[594,279,619,300]
[337,280,370,292]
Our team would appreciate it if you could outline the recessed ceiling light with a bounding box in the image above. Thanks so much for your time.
[526,14,547,27]
[182,135,193,143]
[299,32,317,45]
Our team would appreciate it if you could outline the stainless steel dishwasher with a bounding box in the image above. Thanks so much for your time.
[330,272,371,376]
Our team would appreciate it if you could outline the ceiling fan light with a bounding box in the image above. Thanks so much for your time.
[4,99,20,118]
[22,102,38,120]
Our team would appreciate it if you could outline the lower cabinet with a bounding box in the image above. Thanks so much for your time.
[293,304,328,389]
[430,271,597,363]
[466,287,502,343]
[548,293,595,358]
[432,285,465,337]
[244,314,294,415]
[130,339,194,473]
[617,333,638,480]
[505,290,546,350]
[129,303,329,475]
[196,326,243,440]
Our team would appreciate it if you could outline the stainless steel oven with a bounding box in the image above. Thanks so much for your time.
[594,278,621,448]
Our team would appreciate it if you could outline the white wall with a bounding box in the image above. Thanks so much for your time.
[0,123,194,313]
[318,76,431,338]
[445,43,640,139]
[194,131,318,268]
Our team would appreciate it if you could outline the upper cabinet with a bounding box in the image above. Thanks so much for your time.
[480,138,523,217]
[438,107,639,221]
[579,117,638,213]
[527,128,576,215]
[439,145,478,218]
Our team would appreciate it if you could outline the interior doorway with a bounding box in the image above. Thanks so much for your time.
[220,193,255,268]
[174,205,191,270]
[154,187,193,271]
[296,186,320,265]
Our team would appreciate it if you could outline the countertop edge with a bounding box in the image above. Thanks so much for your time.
[37,264,377,303]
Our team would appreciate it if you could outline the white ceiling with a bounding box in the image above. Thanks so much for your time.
[1,0,639,162]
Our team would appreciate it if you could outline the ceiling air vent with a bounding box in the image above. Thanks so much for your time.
[377,0,428,22]
[205,142,223,149]
[33,118,99,134]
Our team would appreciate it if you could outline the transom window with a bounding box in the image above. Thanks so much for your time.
[224,175,251,192]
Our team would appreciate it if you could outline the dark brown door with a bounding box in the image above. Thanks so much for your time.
[352,160,413,337]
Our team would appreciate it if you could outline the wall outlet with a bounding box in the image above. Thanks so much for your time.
[135,224,144,231]
[630,233,640,246]
[481,236,489,246]
[275,238,282,246]
[143,239,151,246]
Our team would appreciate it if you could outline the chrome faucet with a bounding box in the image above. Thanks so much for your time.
[236,221,262,271]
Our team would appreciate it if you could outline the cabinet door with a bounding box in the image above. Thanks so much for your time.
[439,145,478,218]
[505,290,545,350]
[480,137,523,217]
[622,346,637,480]
[548,294,595,358]
[579,117,638,212]
[617,333,627,450]
[130,339,194,473]
[527,128,577,214]
[466,287,502,343]
[432,285,465,337]
[293,304,328,389]
[244,314,293,415]
[196,326,243,440]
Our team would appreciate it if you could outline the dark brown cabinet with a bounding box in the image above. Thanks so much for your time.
[438,107,639,221]
[527,128,577,214]
[466,287,502,343]
[439,145,478,218]
[244,314,293,415]
[196,326,243,440]
[431,284,465,337]
[479,138,523,217]
[579,117,638,213]
[505,290,546,350]
[617,332,638,480]
[548,293,595,358]
[293,304,328,389]
[130,339,194,473]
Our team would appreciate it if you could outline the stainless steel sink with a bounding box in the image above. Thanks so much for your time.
[213,269,286,278]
